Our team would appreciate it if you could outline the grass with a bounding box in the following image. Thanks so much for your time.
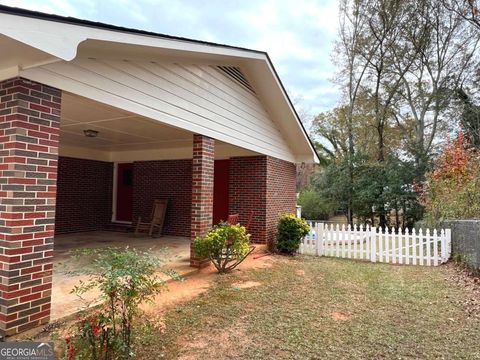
[134,256,480,359]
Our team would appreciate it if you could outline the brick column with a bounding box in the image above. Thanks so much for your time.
[0,77,61,336]
[190,134,214,267]
[229,156,297,248]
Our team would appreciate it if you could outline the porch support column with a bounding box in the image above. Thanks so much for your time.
[0,77,61,336]
[190,134,214,267]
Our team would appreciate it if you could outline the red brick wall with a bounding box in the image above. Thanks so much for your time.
[133,160,192,237]
[229,156,267,243]
[229,156,296,246]
[0,77,61,336]
[266,157,297,246]
[55,157,113,234]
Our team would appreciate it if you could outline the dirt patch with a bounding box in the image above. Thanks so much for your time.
[177,326,250,359]
[143,246,273,315]
[296,269,306,276]
[232,281,262,289]
[246,252,275,269]
[331,311,352,321]
[142,267,216,315]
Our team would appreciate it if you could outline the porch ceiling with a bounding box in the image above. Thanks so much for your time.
[61,92,193,151]
[59,92,259,162]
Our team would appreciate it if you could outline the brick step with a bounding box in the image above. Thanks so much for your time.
[103,222,132,233]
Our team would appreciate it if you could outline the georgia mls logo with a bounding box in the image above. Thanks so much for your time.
[0,342,54,360]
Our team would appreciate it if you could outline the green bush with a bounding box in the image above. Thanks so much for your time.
[276,214,310,255]
[193,222,252,274]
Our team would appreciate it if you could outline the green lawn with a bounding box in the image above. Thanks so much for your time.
[136,257,480,359]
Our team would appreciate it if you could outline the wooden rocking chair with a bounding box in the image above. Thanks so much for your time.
[135,199,168,237]
[244,210,254,233]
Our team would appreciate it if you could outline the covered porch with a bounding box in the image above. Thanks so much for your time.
[55,91,262,254]
[52,231,191,320]
[48,91,280,319]
[51,89,271,317]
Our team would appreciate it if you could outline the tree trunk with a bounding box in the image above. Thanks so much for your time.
[377,123,385,162]
[395,202,400,228]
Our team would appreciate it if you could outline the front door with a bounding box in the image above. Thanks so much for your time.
[116,163,133,222]
[213,160,230,225]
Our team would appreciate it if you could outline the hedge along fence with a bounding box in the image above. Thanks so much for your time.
[417,220,480,270]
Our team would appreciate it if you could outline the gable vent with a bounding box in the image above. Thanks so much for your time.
[216,66,256,94]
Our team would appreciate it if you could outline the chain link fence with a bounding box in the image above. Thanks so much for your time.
[418,220,480,270]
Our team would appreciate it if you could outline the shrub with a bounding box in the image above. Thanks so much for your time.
[193,222,253,274]
[276,214,310,255]
[423,133,480,224]
[63,247,176,359]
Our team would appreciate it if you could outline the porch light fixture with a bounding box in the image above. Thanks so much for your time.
[83,129,99,138]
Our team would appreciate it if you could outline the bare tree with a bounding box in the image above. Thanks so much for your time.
[393,0,479,175]
[335,0,378,225]
[336,0,374,156]
[359,0,423,163]
[443,0,480,30]
[343,0,423,227]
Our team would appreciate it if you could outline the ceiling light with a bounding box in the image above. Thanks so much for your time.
[83,129,99,138]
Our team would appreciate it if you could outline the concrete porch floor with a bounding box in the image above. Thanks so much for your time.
[52,231,192,321]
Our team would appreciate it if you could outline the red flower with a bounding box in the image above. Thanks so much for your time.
[91,324,101,337]
[67,343,75,360]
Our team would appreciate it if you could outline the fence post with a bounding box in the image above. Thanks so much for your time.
[446,228,452,260]
[370,227,377,263]
[440,229,446,262]
[316,223,324,257]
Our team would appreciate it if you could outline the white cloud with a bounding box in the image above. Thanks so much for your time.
[0,0,95,17]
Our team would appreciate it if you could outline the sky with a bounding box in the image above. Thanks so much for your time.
[0,0,341,121]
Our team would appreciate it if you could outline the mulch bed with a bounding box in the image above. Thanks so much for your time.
[444,263,480,320]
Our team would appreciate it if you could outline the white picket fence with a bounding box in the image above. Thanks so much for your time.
[299,222,452,266]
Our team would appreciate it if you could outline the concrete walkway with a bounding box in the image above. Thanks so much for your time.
[52,231,192,320]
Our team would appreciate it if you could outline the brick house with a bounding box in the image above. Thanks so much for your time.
[0,5,318,336]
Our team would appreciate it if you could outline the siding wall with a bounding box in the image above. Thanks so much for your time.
[22,59,295,162]
[55,157,113,234]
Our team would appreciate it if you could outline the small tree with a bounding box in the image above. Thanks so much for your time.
[193,222,253,274]
[276,214,310,255]
[64,247,175,360]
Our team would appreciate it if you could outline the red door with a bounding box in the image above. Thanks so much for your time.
[213,160,230,225]
[116,163,133,222]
